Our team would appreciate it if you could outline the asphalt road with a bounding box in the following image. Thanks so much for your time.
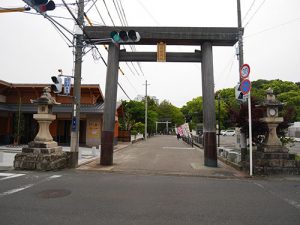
[0,170,300,225]
[1,135,300,225]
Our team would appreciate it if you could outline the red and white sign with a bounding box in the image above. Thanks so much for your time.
[240,64,250,79]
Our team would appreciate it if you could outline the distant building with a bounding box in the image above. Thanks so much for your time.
[0,80,122,146]
[134,95,159,105]
[288,122,300,138]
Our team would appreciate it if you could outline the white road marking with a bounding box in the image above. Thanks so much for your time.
[253,181,300,210]
[0,173,25,181]
[0,184,33,197]
[284,198,300,210]
[48,175,62,179]
[162,147,195,150]
[0,174,63,197]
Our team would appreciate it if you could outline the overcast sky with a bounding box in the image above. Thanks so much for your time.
[1,0,300,107]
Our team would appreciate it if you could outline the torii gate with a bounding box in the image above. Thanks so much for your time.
[156,121,172,134]
[83,26,240,167]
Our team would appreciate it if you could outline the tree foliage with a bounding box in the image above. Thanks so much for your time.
[119,97,159,135]
[226,79,299,143]
[120,79,299,140]
[157,100,185,132]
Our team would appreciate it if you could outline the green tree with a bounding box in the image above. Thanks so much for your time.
[119,98,158,135]
[119,100,144,131]
[157,100,185,133]
[131,122,145,136]
[13,112,25,145]
[181,97,203,130]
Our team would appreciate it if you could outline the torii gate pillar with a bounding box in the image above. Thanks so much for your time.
[100,43,120,165]
[201,42,217,167]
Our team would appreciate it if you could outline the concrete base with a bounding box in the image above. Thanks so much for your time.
[14,142,68,171]
[259,144,289,153]
[252,151,300,175]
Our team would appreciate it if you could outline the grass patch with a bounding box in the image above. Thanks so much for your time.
[295,155,300,161]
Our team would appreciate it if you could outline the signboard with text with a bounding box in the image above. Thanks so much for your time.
[157,42,166,62]
[64,77,71,95]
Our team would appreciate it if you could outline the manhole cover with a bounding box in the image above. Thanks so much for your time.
[37,189,71,199]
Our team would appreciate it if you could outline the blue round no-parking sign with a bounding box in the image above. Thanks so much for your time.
[240,79,251,95]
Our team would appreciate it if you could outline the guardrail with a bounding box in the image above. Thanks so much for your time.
[182,135,203,148]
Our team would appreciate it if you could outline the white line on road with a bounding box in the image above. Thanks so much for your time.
[0,174,63,198]
[0,184,33,197]
[0,173,25,181]
[48,175,62,179]
[253,181,300,210]
[162,147,195,150]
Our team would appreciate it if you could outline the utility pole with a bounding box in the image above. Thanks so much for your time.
[237,0,247,162]
[144,80,150,140]
[237,0,244,70]
[69,0,84,167]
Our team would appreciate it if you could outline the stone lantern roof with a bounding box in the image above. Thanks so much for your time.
[259,88,283,107]
[30,86,60,105]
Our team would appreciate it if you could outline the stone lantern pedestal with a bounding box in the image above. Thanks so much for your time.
[253,88,300,175]
[14,87,67,171]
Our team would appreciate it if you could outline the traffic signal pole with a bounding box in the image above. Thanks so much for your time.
[69,0,84,167]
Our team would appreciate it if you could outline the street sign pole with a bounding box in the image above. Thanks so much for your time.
[240,63,253,176]
[248,90,253,176]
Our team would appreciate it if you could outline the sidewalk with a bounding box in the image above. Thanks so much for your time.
[0,143,130,170]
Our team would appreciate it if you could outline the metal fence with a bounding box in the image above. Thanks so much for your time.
[182,135,203,148]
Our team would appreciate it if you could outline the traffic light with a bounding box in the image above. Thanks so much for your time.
[23,0,55,13]
[110,30,140,43]
[51,76,62,93]
[235,83,244,101]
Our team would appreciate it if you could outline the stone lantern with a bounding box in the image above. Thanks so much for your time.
[259,88,287,152]
[253,88,300,175]
[14,87,67,170]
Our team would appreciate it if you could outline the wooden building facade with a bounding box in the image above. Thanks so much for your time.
[0,80,121,146]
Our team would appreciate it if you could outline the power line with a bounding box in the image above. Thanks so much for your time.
[88,0,106,25]
[102,0,115,26]
[111,0,144,76]
[45,14,74,46]
[84,7,141,95]
[85,0,98,13]
[100,0,142,77]
[112,0,125,26]
[245,17,300,38]
[242,0,256,23]
[117,0,129,26]
[116,0,128,26]
[62,0,132,100]
[244,0,266,28]
[122,74,139,95]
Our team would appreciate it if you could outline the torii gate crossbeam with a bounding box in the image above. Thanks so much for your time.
[83,26,240,167]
